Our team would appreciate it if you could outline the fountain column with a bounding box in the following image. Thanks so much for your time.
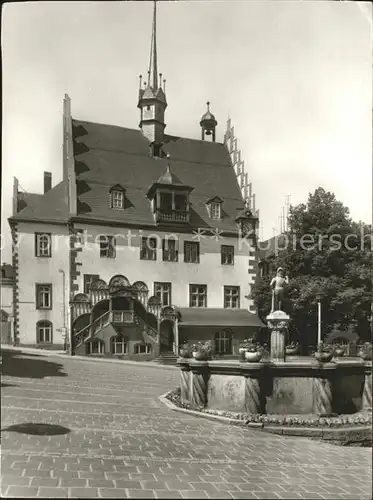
[266,310,290,362]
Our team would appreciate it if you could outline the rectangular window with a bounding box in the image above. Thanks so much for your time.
[140,237,157,260]
[111,190,124,209]
[160,192,173,211]
[154,282,172,306]
[35,233,52,257]
[36,284,52,310]
[99,235,116,258]
[84,274,99,295]
[113,339,127,355]
[210,202,221,219]
[224,286,240,309]
[221,245,234,265]
[174,194,187,211]
[184,241,200,263]
[37,324,52,343]
[135,343,152,354]
[189,284,207,308]
[162,239,178,262]
[214,331,233,355]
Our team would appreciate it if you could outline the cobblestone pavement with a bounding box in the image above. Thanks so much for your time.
[1,349,372,499]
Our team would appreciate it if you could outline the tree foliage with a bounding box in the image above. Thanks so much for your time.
[252,187,372,347]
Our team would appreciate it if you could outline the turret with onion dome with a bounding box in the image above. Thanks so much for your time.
[200,101,218,142]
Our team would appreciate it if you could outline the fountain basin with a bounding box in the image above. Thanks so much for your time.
[178,358,372,415]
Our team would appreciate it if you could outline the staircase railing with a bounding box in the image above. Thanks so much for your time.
[134,314,159,343]
[74,310,111,349]
[74,324,91,349]
[92,311,110,335]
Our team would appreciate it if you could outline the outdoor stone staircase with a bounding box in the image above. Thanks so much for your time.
[73,309,160,351]
[155,351,178,365]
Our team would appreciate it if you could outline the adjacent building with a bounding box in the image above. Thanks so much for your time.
[8,2,263,360]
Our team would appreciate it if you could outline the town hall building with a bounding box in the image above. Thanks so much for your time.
[8,1,263,361]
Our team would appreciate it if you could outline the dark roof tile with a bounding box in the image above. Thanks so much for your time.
[12,181,69,223]
[72,120,245,231]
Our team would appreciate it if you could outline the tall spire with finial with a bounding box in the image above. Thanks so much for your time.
[138,0,167,152]
[148,0,158,90]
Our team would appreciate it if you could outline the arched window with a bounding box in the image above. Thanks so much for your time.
[36,320,53,344]
[132,281,149,305]
[214,330,232,355]
[134,343,152,354]
[87,339,104,354]
[111,335,127,355]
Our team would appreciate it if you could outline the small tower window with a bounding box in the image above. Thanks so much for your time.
[210,202,221,220]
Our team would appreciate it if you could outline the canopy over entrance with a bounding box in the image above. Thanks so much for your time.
[176,308,264,328]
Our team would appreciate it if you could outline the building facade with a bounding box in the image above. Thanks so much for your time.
[8,2,263,360]
[1,264,14,344]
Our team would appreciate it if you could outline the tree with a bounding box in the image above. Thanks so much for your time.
[252,187,372,349]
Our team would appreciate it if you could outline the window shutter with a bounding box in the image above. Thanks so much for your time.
[36,285,40,308]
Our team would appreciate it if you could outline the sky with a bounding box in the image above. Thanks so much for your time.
[2,1,372,262]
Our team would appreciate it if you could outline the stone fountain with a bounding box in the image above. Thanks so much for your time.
[177,269,372,420]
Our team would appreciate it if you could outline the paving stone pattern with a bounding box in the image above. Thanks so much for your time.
[1,350,372,499]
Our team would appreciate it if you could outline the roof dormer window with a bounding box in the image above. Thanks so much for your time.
[146,159,194,225]
[206,196,223,220]
[109,185,125,210]
[210,202,221,220]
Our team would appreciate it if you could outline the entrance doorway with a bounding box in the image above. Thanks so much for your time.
[160,320,174,352]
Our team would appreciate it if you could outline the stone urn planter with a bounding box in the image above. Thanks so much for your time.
[191,342,212,361]
[314,351,333,363]
[358,343,372,361]
[192,351,210,361]
[245,350,263,363]
[285,344,300,356]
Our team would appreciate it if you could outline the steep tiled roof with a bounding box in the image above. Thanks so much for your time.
[11,181,69,223]
[72,120,245,232]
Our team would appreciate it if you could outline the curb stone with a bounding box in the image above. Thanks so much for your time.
[159,392,372,445]
[0,345,179,370]
[159,392,248,427]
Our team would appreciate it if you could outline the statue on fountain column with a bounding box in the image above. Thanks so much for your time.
[270,267,289,312]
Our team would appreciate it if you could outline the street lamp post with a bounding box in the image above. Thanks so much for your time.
[316,292,323,345]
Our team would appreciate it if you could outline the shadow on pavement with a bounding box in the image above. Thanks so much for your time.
[0,383,19,388]
[1,423,71,436]
[1,349,67,379]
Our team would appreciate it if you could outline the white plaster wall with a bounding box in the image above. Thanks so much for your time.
[1,284,13,316]
[75,224,256,309]
[17,222,70,345]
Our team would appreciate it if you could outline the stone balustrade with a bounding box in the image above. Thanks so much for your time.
[178,358,372,415]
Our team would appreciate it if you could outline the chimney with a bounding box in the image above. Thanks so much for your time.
[44,172,52,193]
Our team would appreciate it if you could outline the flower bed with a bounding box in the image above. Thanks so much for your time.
[166,387,372,429]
